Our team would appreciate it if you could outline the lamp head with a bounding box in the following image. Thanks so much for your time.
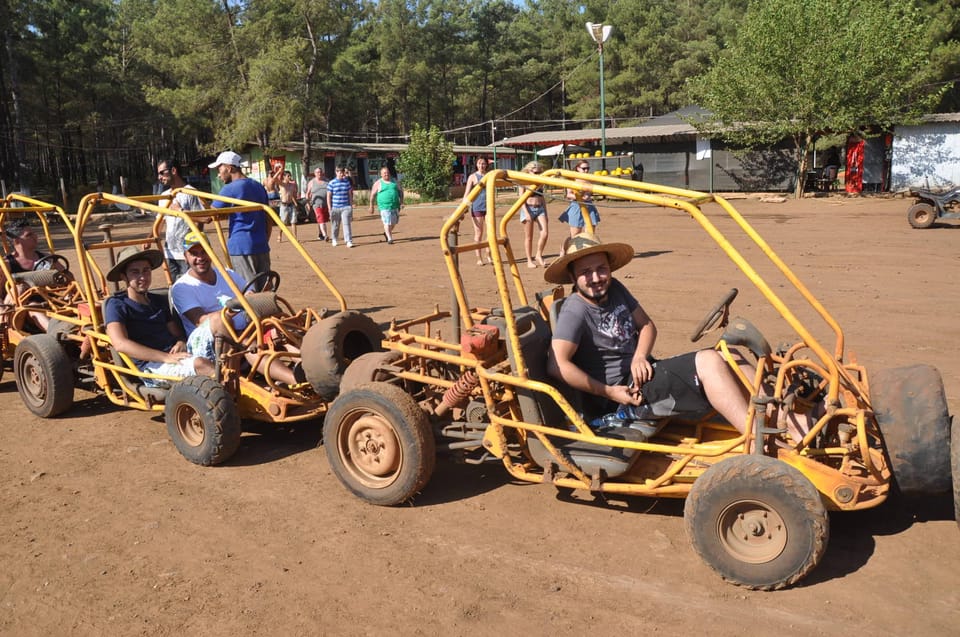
[586,22,612,44]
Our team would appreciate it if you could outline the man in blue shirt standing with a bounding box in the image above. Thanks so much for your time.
[325,165,354,247]
[208,151,272,289]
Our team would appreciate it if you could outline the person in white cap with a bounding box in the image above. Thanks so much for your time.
[545,233,751,434]
[171,230,299,387]
[208,150,272,290]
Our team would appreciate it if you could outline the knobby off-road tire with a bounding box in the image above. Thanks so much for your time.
[323,382,435,506]
[952,418,960,531]
[301,311,384,401]
[164,375,242,466]
[907,202,936,229]
[14,334,74,418]
[684,455,828,591]
[338,350,402,394]
[872,365,951,496]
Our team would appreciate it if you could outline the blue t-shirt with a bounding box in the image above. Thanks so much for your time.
[103,291,178,369]
[327,178,352,208]
[213,177,270,256]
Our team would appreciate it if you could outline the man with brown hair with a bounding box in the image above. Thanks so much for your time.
[545,233,749,432]
[104,245,214,387]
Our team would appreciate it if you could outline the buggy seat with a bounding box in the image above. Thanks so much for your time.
[483,305,648,479]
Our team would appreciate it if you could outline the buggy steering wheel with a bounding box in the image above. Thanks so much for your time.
[241,270,281,294]
[33,254,70,273]
[690,288,738,342]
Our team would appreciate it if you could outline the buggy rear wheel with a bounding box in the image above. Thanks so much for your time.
[872,365,951,496]
[684,455,828,590]
[339,350,402,393]
[164,375,242,466]
[907,202,936,229]
[323,382,435,506]
[300,310,384,401]
[952,419,960,530]
[14,334,74,418]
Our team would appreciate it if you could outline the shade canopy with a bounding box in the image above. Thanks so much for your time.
[537,143,587,157]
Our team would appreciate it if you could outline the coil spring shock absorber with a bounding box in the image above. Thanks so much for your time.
[434,370,479,417]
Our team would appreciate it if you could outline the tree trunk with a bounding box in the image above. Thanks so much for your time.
[794,133,813,199]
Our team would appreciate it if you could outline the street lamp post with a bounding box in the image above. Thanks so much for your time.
[586,22,612,162]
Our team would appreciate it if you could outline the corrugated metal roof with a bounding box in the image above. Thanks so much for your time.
[274,140,495,155]
[493,123,700,147]
[921,112,960,123]
[494,106,710,148]
[494,108,960,148]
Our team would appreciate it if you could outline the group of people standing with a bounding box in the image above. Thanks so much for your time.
[461,156,601,268]
[304,165,403,247]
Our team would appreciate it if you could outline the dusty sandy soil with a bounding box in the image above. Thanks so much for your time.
[1,189,958,636]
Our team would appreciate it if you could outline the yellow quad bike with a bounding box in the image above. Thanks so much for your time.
[0,194,82,384]
[11,189,383,466]
[323,169,955,590]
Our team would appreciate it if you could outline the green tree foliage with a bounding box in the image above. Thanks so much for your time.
[691,0,942,196]
[1,0,957,193]
[397,124,454,200]
[922,0,960,110]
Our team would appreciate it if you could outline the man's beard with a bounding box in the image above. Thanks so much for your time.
[575,281,608,303]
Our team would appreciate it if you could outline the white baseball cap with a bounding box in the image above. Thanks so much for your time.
[208,151,243,168]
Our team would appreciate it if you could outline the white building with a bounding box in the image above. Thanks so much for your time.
[891,113,960,191]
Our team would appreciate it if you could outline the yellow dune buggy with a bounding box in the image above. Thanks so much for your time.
[11,189,382,465]
[323,168,955,590]
[0,194,80,382]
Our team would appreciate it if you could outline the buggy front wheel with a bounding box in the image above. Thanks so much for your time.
[323,382,435,506]
[14,334,74,417]
[164,375,242,465]
[684,455,828,590]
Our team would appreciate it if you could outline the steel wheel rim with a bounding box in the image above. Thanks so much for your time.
[174,404,206,447]
[338,409,402,489]
[18,352,47,408]
[717,499,788,564]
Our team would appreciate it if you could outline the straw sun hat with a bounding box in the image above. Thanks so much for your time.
[543,233,634,284]
[106,245,164,282]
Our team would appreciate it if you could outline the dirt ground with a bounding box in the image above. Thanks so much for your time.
[1,189,958,636]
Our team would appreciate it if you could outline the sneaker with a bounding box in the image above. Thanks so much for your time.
[331,238,338,246]
[293,361,307,384]
[387,238,394,245]
[346,242,355,248]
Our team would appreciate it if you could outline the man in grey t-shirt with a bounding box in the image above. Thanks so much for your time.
[545,233,750,430]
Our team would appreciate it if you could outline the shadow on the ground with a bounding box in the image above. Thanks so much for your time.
[410,456,516,505]
[224,419,323,466]
[804,493,954,586]
[549,479,955,589]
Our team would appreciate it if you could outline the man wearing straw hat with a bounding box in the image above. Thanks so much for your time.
[545,233,750,432]
[104,246,214,388]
